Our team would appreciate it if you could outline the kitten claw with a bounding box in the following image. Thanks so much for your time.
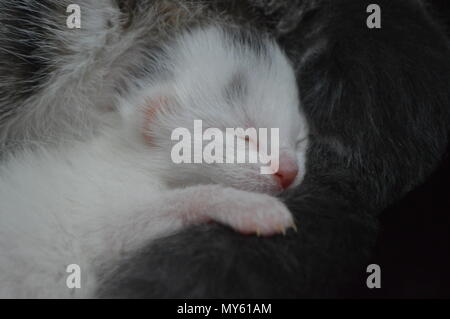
[290,223,298,232]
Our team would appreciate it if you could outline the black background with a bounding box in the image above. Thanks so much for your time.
[366,0,450,298]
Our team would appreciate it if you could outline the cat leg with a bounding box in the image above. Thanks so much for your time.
[112,184,296,251]
[176,185,296,236]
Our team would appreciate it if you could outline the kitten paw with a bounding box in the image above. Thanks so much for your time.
[211,190,296,236]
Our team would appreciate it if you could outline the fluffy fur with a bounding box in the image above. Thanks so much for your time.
[0,24,308,297]
[0,0,449,298]
[98,0,450,298]
[0,0,212,152]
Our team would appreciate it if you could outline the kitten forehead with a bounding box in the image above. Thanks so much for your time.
[139,25,304,140]
[223,71,248,106]
[161,25,296,98]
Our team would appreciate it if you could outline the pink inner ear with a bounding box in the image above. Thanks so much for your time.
[142,96,169,145]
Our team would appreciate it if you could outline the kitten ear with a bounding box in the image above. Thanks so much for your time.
[140,94,176,144]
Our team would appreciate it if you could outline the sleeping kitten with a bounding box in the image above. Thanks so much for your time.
[98,0,450,298]
[0,25,308,298]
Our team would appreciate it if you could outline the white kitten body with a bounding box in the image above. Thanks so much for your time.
[0,24,308,297]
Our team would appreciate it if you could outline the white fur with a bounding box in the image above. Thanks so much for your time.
[0,0,209,149]
[0,22,309,297]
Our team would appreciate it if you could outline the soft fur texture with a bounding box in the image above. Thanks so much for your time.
[0,0,449,298]
[0,22,308,297]
[0,0,212,152]
[97,0,450,298]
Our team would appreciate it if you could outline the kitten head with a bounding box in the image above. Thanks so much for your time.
[122,25,309,195]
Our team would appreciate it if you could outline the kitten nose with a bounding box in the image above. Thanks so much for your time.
[273,155,299,189]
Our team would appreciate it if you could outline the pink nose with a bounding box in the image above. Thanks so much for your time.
[273,155,299,189]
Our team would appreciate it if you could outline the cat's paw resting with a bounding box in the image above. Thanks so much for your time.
[206,188,296,236]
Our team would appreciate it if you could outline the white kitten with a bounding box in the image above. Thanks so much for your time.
[0,26,308,298]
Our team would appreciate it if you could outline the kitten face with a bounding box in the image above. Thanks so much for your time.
[123,26,309,195]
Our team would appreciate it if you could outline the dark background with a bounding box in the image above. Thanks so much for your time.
[366,0,450,298]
